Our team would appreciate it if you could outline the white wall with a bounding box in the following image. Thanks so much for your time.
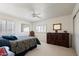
[72,4,79,55]
[0,13,32,36]
[33,15,73,47]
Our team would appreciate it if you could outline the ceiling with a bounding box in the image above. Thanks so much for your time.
[0,3,75,22]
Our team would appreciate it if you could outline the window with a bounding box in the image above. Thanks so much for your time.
[36,25,46,32]
[21,24,30,32]
[7,21,15,34]
[0,20,15,35]
[23,27,29,32]
[0,20,6,34]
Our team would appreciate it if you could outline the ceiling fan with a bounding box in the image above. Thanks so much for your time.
[32,9,41,18]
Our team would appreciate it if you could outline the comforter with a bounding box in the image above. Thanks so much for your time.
[10,36,40,54]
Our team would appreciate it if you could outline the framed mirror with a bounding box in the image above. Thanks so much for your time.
[53,23,62,32]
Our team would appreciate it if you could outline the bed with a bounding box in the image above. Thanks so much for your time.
[0,36,40,56]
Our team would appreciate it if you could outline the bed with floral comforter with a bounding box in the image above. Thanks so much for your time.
[9,36,40,55]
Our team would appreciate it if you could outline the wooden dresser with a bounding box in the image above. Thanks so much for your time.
[47,33,69,48]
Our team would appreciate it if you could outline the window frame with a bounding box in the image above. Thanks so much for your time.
[21,24,30,33]
[35,25,47,33]
[0,20,15,35]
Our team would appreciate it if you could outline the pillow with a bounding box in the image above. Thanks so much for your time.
[0,47,8,56]
[11,36,17,39]
[0,46,15,56]
[2,36,17,40]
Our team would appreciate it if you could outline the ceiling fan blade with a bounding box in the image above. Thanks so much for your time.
[36,15,41,18]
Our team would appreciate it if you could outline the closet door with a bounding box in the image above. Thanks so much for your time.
[0,20,6,35]
[6,21,15,34]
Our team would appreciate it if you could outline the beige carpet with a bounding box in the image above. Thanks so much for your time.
[25,42,76,56]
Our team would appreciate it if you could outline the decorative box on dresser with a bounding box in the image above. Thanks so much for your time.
[47,33,69,48]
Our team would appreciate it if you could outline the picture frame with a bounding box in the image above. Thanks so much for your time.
[53,23,62,30]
